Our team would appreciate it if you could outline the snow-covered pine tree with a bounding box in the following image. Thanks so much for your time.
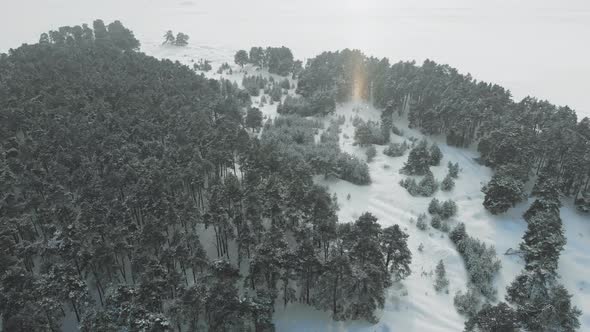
[400,139,431,175]
[381,224,412,281]
[429,143,443,166]
[441,174,455,191]
[434,260,449,292]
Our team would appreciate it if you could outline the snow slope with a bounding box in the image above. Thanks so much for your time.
[156,47,590,330]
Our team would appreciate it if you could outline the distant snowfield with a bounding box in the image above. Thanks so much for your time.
[1,0,590,118]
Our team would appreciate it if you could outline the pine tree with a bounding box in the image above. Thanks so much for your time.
[175,32,189,46]
[234,49,249,67]
[428,198,441,215]
[163,30,175,44]
[381,225,412,281]
[429,143,443,166]
[401,139,431,175]
[417,170,438,196]
[431,214,442,229]
[482,167,526,214]
[448,161,460,178]
[246,107,263,132]
[441,174,455,191]
[434,260,449,292]
[440,199,458,219]
[506,272,581,332]
[520,210,565,275]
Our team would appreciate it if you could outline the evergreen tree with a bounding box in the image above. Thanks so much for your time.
[520,210,565,275]
[429,143,443,166]
[163,30,175,44]
[464,302,519,332]
[401,139,431,175]
[381,225,412,281]
[234,50,249,67]
[342,213,391,323]
[441,174,455,191]
[430,214,442,229]
[246,107,263,132]
[249,46,265,67]
[106,20,140,50]
[440,199,458,219]
[448,161,460,178]
[175,32,189,46]
[482,165,526,214]
[417,170,438,196]
[434,260,449,292]
[506,272,581,332]
[428,198,441,215]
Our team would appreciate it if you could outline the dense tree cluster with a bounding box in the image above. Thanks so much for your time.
[296,49,590,214]
[353,118,387,146]
[503,178,581,331]
[400,140,442,176]
[465,174,581,331]
[399,171,438,197]
[162,30,189,46]
[234,46,296,76]
[441,162,460,191]
[261,116,370,185]
[0,22,405,331]
[277,93,335,117]
[428,198,457,220]
[242,75,269,96]
[450,223,501,302]
[37,19,139,51]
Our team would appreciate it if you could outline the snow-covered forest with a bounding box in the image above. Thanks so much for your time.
[1,16,589,332]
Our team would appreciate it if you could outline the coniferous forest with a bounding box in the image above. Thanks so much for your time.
[1,20,587,331]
